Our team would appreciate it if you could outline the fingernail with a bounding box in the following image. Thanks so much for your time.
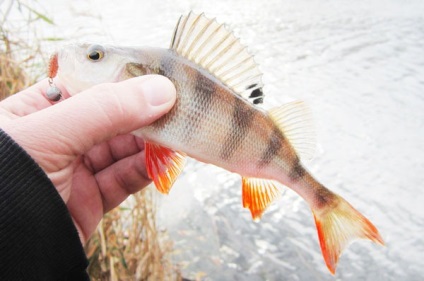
[142,76,176,107]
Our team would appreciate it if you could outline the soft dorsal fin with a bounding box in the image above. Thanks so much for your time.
[170,12,264,104]
[269,101,316,161]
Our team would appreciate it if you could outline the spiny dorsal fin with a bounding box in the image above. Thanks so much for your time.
[269,101,316,161]
[170,12,264,104]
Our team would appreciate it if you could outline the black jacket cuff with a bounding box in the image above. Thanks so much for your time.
[0,129,89,280]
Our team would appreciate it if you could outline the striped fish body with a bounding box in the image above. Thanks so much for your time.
[126,49,297,183]
[53,12,384,275]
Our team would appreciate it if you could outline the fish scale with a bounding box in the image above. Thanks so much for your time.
[53,11,384,275]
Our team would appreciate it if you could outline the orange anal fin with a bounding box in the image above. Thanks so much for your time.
[145,142,186,194]
[313,195,384,275]
[242,177,281,220]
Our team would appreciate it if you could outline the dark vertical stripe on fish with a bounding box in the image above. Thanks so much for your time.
[314,184,335,208]
[220,97,255,160]
[157,54,175,77]
[257,127,283,167]
[150,55,179,131]
[182,71,216,142]
[288,157,306,181]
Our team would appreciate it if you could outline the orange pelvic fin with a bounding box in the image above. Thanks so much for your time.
[242,177,281,220]
[313,195,384,274]
[145,142,186,194]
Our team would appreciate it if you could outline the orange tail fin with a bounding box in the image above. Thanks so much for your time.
[312,195,384,274]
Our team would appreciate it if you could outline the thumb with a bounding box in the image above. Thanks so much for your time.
[2,75,176,169]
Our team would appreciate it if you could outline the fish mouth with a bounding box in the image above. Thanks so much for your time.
[48,52,59,78]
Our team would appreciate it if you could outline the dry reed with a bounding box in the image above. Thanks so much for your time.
[0,50,28,99]
[86,189,182,281]
[0,36,41,99]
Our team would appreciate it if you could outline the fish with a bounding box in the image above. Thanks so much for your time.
[50,12,384,274]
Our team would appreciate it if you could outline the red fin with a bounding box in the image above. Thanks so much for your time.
[313,195,384,274]
[145,142,186,194]
[48,53,59,78]
[242,177,281,220]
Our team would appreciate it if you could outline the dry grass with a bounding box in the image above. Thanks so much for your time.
[86,189,182,281]
[0,49,28,99]
[0,20,33,99]
[0,0,48,99]
[1,2,182,280]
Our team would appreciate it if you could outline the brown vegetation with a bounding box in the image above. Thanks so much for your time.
[86,189,181,281]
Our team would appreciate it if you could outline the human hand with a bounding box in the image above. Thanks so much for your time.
[0,75,176,244]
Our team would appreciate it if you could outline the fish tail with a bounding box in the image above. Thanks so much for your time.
[312,193,384,274]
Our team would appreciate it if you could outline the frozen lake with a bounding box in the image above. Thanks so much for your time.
[24,0,424,279]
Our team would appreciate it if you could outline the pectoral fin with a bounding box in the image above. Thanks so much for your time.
[145,142,186,194]
[242,177,281,220]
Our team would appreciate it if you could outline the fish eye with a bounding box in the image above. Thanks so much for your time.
[86,45,105,61]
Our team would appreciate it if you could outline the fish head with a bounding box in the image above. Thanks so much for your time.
[55,43,140,95]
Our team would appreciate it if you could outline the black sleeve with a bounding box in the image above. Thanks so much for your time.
[0,129,89,281]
